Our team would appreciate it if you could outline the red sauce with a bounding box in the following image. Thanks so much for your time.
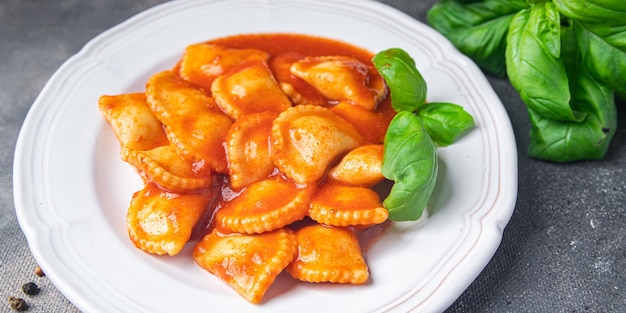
[206,33,395,144]
[207,33,376,62]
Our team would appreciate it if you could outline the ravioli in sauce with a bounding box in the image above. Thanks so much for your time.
[98,33,396,304]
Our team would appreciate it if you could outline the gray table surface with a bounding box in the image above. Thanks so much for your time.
[2,0,625,312]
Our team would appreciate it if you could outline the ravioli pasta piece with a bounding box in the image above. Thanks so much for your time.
[127,182,216,256]
[291,56,387,110]
[211,57,292,120]
[98,93,169,152]
[271,105,363,184]
[309,182,388,226]
[286,224,369,284]
[215,177,314,234]
[226,112,278,189]
[179,43,270,90]
[123,145,215,192]
[193,227,297,304]
[146,70,233,173]
[328,144,384,187]
[163,114,232,174]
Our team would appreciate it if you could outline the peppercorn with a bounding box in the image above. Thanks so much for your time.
[34,266,45,277]
[7,296,28,311]
[21,282,40,296]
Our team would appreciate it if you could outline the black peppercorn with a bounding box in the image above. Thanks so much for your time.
[7,296,28,311]
[21,282,40,296]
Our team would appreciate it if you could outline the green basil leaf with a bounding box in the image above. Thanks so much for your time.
[559,19,581,91]
[382,112,438,221]
[574,21,626,96]
[527,72,616,162]
[419,102,475,146]
[506,4,586,122]
[528,23,616,162]
[533,1,561,58]
[554,0,626,24]
[372,48,427,113]
[427,0,529,76]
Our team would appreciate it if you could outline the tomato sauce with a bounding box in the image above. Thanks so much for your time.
[206,33,395,144]
[208,33,376,63]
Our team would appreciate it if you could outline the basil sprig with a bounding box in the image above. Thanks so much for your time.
[373,48,475,221]
[428,0,623,162]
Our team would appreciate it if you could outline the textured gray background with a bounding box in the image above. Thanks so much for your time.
[1,0,624,312]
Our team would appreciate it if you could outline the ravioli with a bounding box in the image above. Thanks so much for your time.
[127,182,216,256]
[98,93,169,152]
[271,105,363,184]
[309,182,388,226]
[291,56,387,110]
[123,145,215,192]
[225,111,278,189]
[179,43,270,90]
[193,227,297,304]
[146,70,233,174]
[211,57,292,120]
[328,144,385,187]
[286,224,369,284]
[215,177,314,234]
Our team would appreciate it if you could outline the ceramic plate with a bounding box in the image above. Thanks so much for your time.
[14,0,517,312]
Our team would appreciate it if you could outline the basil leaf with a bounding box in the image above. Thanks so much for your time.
[527,72,616,162]
[372,48,427,113]
[506,3,586,122]
[554,0,626,24]
[419,102,475,146]
[574,21,626,96]
[527,23,617,162]
[559,19,581,91]
[382,112,438,221]
[427,0,529,76]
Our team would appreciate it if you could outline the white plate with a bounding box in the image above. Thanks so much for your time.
[14,0,517,312]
